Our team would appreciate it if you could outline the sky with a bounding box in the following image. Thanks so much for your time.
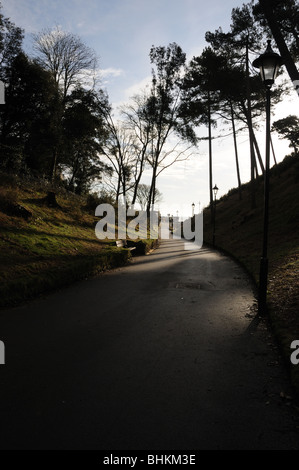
[2,0,299,217]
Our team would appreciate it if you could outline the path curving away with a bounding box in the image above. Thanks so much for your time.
[0,239,298,450]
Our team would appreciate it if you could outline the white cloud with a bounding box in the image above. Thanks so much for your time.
[123,76,152,100]
[108,75,152,109]
[100,68,125,79]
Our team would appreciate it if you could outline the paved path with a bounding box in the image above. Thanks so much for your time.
[0,239,298,450]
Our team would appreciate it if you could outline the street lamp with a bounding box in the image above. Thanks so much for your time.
[213,185,219,199]
[252,40,283,88]
[253,40,283,315]
[192,202,195,217]
[212,185,218,247]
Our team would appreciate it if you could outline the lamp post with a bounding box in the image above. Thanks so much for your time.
[212,185,218,247]
[253,40,283,315]
[192,203,195,218]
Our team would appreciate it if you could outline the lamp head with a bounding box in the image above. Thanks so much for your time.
[253,40,283,88]
[213,185,219,198]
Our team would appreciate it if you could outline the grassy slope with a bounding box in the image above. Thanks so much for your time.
[0,175,133,308]
[203,155,299,394]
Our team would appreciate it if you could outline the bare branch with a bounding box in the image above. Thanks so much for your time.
[32,26,98,99]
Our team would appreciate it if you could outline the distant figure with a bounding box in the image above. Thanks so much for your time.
[0,80,5,104]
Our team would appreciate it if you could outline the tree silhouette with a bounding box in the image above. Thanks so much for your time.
[183,48,222,216]
[61,87,112,194]
[145,43,197,212]
[33,26,98,102]
[32,27,99,180]
[255,0,299,97]
[272,115,299,155]
[0,53,60,175]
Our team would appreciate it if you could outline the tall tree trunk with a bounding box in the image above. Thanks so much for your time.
[208,91,214,222]
[270,134,277,165]
[122,178,126,206]
[241,101,259,180]
[147,160,158,214]
[131,154,146,207]
[151,177,156,208]
[51,147,58,183]
[116,174,121,202]
[259,0,299,97]
[252,131,265,174]
[131,180,140,208]
[147,173,154,214]
[230,101,242,200]
[246,38,257,209]
[132,175,141,207]
[254,152,259,179]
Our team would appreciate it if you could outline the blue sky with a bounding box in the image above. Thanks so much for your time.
[2,0,249,104]
[2,0,298,214]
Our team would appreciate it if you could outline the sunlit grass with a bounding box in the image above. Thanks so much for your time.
[0,177,132,307]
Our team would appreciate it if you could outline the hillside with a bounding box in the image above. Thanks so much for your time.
[0,173,156,309]
[203,155,299,392]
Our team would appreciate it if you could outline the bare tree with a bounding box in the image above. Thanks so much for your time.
[32,26,98,181]
[100,108,136,203]
[120,91,152,207]
[33,26,98,101]
[136,184,162,210]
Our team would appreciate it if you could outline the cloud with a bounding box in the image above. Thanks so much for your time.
[123,76,152,99]
[98,68,126,102]
[100,68,125,79]
[3,0,60,33]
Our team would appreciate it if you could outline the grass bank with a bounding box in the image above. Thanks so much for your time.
[0,173,156,308]
[203,155,299,395]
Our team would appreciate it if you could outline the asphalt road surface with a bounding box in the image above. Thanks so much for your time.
[0,239,298,450]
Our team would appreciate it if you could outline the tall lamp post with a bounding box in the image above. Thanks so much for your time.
[212,185,218,247]
[253,40,283,315]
